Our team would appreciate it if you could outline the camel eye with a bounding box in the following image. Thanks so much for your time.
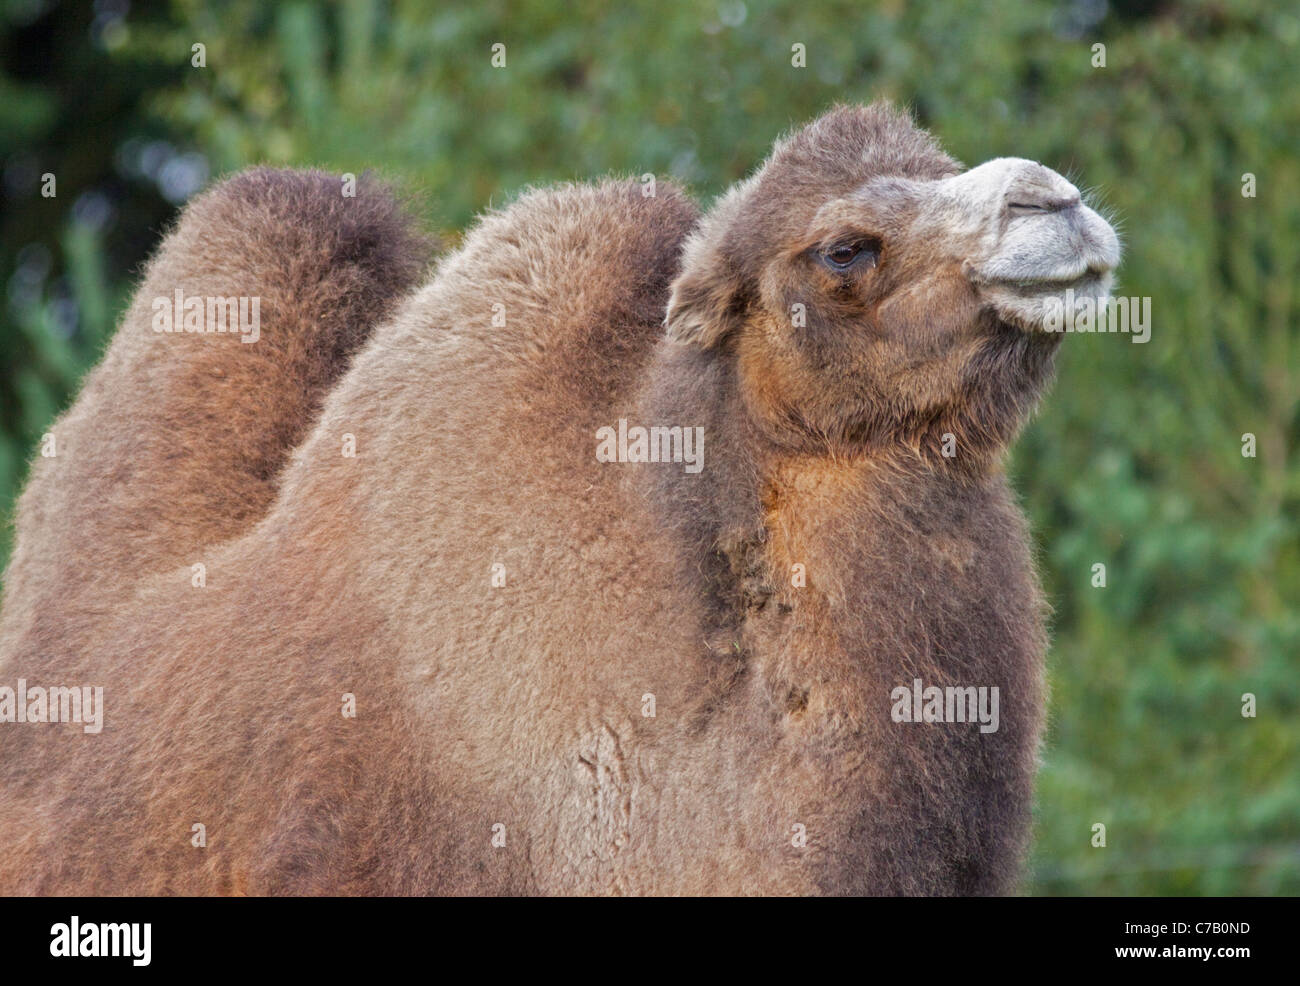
[821,238,880,271]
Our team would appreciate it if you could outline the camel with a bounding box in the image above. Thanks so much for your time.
[0,102,1119,895]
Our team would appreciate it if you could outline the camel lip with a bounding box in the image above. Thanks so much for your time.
[980,267,1117,335]
[986,267,1110,294]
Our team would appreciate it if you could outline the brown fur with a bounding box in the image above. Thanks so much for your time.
[0,168,430,657]
[0,103,1057,895]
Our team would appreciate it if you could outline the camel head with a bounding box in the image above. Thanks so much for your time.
[664,101,1120,466]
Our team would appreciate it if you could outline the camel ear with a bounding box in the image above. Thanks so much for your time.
[665,184,752,348]
[664,251,747,348]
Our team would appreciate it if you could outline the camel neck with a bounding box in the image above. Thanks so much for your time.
[633,342,1000,659]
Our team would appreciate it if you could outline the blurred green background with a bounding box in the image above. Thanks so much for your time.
[1,0,1296,894]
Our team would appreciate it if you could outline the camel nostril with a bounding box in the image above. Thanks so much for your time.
[1004,161,1082,214]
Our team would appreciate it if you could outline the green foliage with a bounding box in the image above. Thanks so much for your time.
[1,0,1296,894]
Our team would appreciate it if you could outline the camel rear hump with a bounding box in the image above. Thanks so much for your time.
[0,169,431,653]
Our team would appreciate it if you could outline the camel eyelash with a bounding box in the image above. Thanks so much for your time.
[818,237,883,272]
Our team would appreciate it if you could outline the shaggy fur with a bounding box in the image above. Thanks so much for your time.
[0,103,1103,895]
[0,168,430,658]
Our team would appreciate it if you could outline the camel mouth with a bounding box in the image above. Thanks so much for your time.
[988,267,1109,295]
[980,267,1115,333]
[961,189,1121,333]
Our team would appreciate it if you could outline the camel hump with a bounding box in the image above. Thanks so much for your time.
[0,168,432,628]
[434,177,699,353]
